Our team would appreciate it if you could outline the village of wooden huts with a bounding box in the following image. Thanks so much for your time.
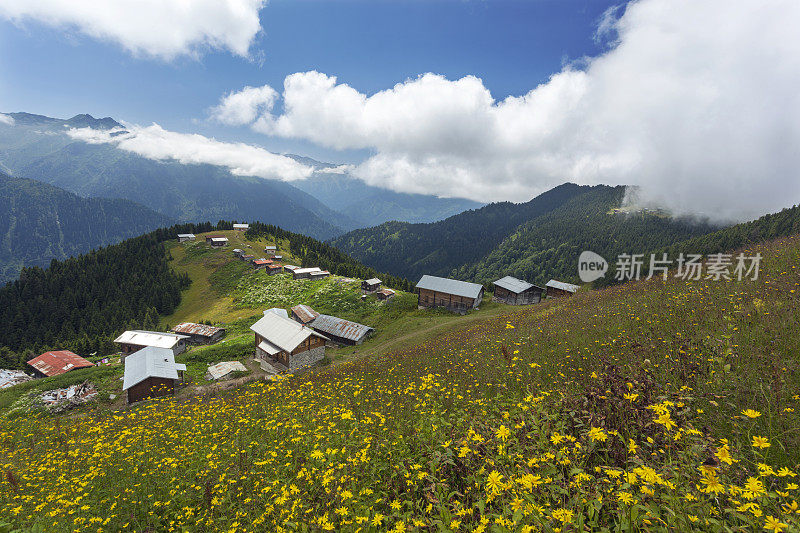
[492,276,545,305]
[27,350,94,378]
[545,279,580,297]
[122,346,186,404]
[114,330,189,360]
[415,275,484,314]
[172,323,226,344]
[250,312,328,373]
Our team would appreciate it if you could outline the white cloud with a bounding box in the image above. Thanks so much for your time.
[67,123,313,181]
[0,113,14,125]
[0,0,266,59]
[210,85,278,125]
[227,0,800,221]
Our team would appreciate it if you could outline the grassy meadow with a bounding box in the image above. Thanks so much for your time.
[1,234,799,531]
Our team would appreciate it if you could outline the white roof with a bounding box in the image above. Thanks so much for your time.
[546,279,580,293]
[114,330,188,349]
[415,275,483,299]
[206,361,247,380]
[294,267,322,274]
[284,265,300,270]
[177,233,195,238]
[211,237,228,242]
[250,312,327,353]
[122,346,186,390]
[493,276,542,294]
[364,278,382,285]
[233,223,249,229]
[264,245,277,250]
[264,308,289,318]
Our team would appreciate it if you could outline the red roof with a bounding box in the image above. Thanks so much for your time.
[27,350,93,377]
[253,259,272,265]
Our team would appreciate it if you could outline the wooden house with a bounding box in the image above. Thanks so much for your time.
[210,237,228,247]
[240,254,255,262]
[309,270,330,280]
[253,259,272,270]
[250,312,328,373]
[266,263,283,275]
[122,346,186,404]
[292,267,322,280]
[362,278,382,292]
[376,288,396,300]
[171,323,226,344]
[415,275,484,314]
[232,248,243,257]
[492,276,545,305]
[113,330,189,360]
[177,233,195,242]
[308,314,374,346]
[205,235,225,242]
[27,350,93,378]
[233,223,249,231]
[284,265,300,274]
[291,304,319,325]
[264,245,277,256]
[545,279,580,298]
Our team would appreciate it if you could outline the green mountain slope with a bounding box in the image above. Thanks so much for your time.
[457,186,719,286]
[0,173,174,282]
[330,183,589,281]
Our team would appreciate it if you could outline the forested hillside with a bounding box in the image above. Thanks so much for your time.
[457,186,719,286]
[330,183,588,281]
[0,173,173,282]
[246,222,413,291]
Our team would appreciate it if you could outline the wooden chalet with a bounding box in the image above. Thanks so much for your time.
[205,235,225,242]
[27,350,93,378]
[266,263,283,275]
[362,278,382,292]
[492,276,545,305]
[291,304,319,325]
[376,288,396,300]
[250,312,328,373]
[309,270,330,280]
[232,248,243,257]
[240,254,255,262]
[264,245,277,256]
[253,258,272,270]
[122,346,186,404]
[113,330,189,360]
[233,223,249,231]
[284,265,300,274]
[209,237,228,247]
[177,233,195,242]
[308,314,374,346]
[545,279,580,298]
[171,323,226,344]
[415,275,484,314]
[292,267,322,280]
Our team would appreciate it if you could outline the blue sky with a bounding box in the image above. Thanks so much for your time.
[0,0,614,160]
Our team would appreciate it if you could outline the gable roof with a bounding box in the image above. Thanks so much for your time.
[291,304,319,324]
[250,312,327,353]
[114,330,188,349]
[493,276,544,294]
[122,346,186,391]
[27,350,93,377]
[546,279,580,293]
[309,314,374,343]
[364,278,382,285]
[415,275,483,299]
[172,323,225,338]
[177,233,195,238]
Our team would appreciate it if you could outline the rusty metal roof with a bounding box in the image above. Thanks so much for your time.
[27,350,93,377]
[310,314,374,343]
[291,304,319,324]
[172,323,225,338]
[253,259,272,265]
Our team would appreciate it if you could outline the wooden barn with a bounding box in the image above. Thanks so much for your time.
[113,330,189,360]
[415,275,484,314]
[309,270,330,280]
[291,304,319,325]
[376,288,396,300]
[205,235,225,242]
[250,312,328,373]
[240,254,255,262]
[177,233,195,242]
[122,346,186,404]
[253,258,272,270]
[362,278,382,292]
[27,350,93,378]
[264,245,277,256]
[209,237,228,247]
[492,276,545,305]
[545,279,580,298]
[292,267,322,280]
[266,263,283,275]
[233,223,249,231]
[171,323,226,344]
[308,314,374,346]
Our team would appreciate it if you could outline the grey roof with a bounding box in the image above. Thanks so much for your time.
[493,276,543,294]
[250,312,328,353]
[415,275,483,299]
[122,346,186,391]
[233,223,249,229]
[264,308,289,318]
[114,330,189,349]
[310,314,374,343]
[364,278,382,285]
[264,245,277,250]
[546,279,580,293]
[177,233,195,238]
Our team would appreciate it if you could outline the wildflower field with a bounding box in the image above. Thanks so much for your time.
[2,236,800,532]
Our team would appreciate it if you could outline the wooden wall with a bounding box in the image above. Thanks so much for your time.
[127,376,175,404]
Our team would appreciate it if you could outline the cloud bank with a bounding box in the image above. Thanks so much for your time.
[0,113,14,125]
[67,124,313,181]
[214,0,800,221]
[0,0,266,59]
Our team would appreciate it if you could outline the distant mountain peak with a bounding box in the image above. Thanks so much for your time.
[3,111,122,130]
